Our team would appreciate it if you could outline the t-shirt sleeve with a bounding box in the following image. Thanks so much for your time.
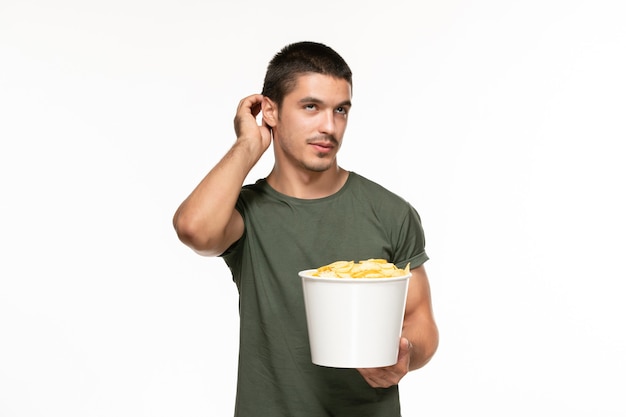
[219,193,247,279]
[393,204,429,270]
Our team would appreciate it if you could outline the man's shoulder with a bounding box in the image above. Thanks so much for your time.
[348,172,407,202]
[241,178,267,192]
[239,178,271,200]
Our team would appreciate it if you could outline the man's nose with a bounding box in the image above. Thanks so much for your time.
[319,110,336,135]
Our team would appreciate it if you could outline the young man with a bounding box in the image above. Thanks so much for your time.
[173,41,438,417]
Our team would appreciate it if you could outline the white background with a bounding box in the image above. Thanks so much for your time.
[1,0,625,416]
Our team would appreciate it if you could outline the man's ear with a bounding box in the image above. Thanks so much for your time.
[262,96,278,128]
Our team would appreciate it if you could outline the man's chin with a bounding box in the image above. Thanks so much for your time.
[300,154,337,173]
[303,162,333,173]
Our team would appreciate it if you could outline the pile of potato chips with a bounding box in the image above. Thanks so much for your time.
[312,259,410,278]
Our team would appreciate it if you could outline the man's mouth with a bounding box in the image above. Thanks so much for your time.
[311,142,333,149]
[307,136,338,153]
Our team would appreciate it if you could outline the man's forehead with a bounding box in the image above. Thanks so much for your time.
[289,73,352,101]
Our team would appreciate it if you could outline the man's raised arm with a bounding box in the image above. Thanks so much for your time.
[173,94,272,256]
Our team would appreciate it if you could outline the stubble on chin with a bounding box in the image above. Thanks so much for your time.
[301,153,336,173]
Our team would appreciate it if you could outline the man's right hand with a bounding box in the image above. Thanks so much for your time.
[234,94,272,157]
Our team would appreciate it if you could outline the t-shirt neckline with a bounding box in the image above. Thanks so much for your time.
[255,171,356,203]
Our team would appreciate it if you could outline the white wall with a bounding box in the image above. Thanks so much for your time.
[1,1,624,416]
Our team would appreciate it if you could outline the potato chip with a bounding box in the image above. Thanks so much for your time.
[311,258,410,278]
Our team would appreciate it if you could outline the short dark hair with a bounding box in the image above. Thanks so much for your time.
[261,41,353,106]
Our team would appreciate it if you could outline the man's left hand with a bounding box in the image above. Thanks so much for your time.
[357,337,412,388]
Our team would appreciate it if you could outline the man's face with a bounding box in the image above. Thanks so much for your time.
[268,73,352,173]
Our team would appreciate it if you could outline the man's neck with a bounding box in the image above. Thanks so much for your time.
[266,165,349,199]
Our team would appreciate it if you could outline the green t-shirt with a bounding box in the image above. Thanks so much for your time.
[222,172,428,417]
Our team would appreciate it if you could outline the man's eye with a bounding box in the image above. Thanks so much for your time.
[304,104,317,110]
[336,107,347,114]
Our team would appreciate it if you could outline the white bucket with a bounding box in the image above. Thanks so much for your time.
[299,269,411,368]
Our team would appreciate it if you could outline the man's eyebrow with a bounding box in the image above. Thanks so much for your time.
[337,99,352,108]
[298,96,323,104]
[298,97,352,107]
